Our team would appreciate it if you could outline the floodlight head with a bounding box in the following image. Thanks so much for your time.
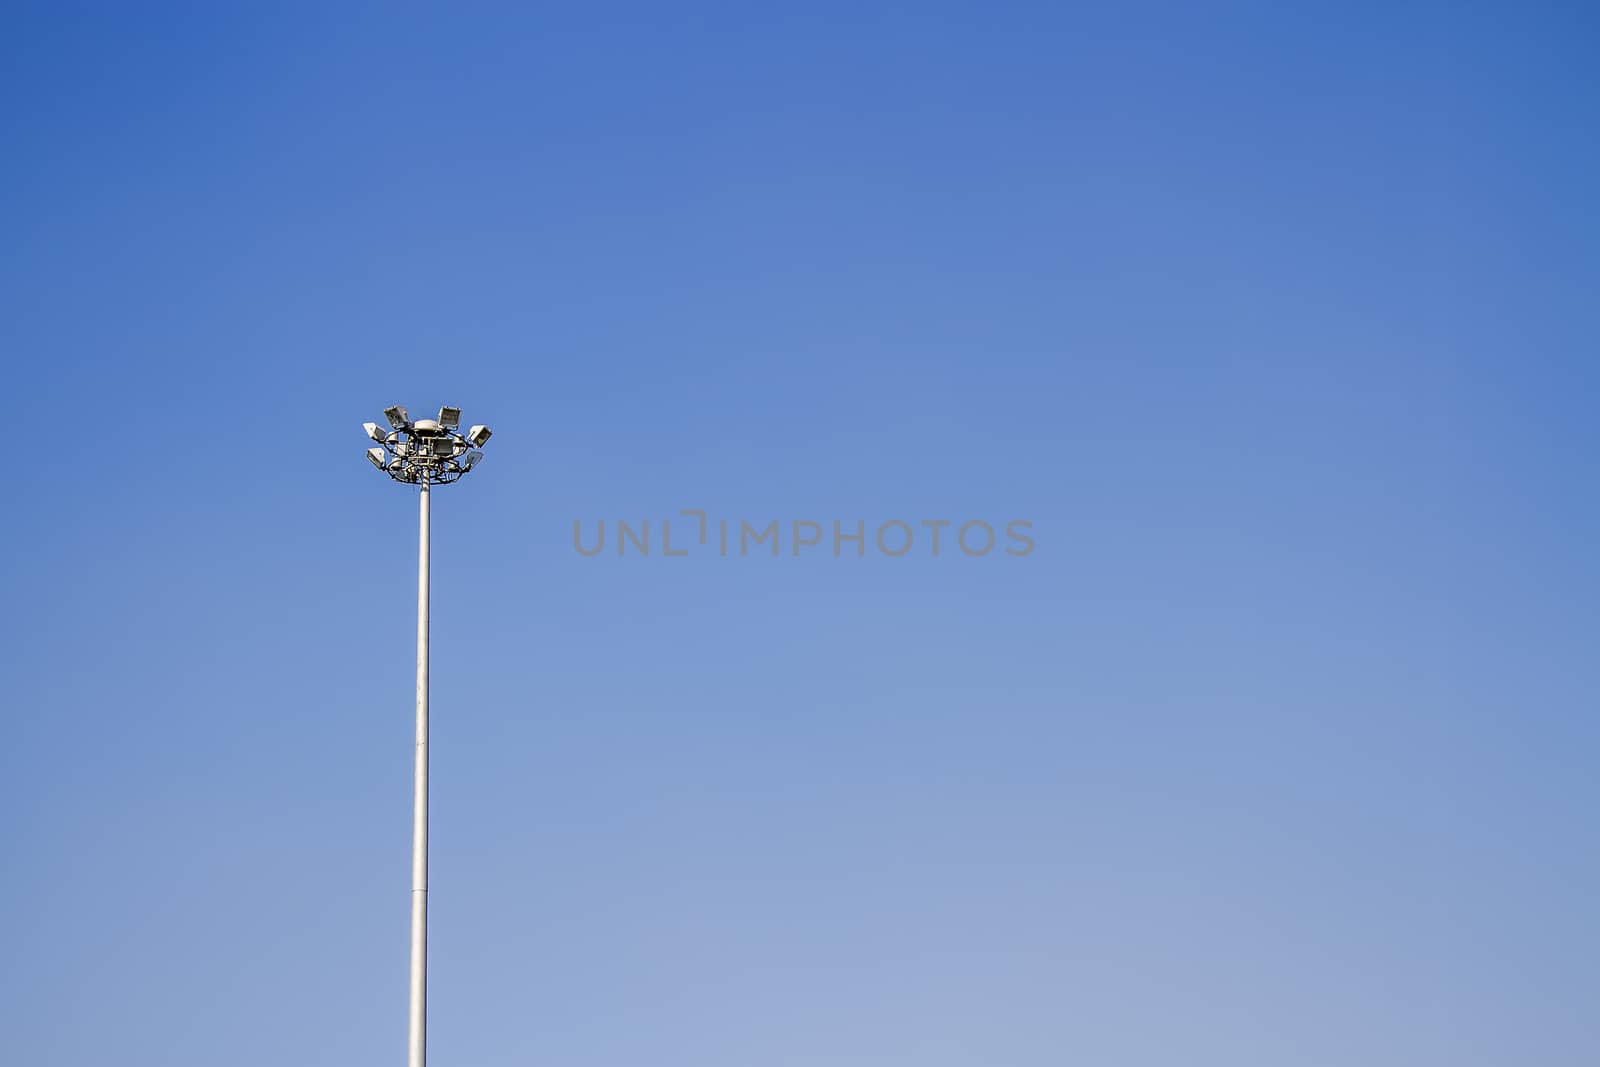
[365,404,489,486]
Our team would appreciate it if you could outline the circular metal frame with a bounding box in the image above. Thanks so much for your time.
[366,411,486,485]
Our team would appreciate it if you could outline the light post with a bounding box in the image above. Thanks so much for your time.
[363,405,492,1067]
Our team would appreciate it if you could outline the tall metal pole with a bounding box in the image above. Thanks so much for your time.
[409,476,431,1067]
[365,405,489,1064]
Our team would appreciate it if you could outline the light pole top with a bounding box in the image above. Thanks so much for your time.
[363,404,492,485]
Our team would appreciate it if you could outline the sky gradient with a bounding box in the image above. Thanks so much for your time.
[2,4,1597,1065]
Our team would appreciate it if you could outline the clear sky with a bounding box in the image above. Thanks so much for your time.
[2,3,1597,1065]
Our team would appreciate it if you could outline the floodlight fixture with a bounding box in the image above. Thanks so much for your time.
[363,404,492,487]
[366,447,386,469]
[461,450,483,472]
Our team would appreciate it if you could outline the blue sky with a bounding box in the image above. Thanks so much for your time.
[2,3,1597,1064]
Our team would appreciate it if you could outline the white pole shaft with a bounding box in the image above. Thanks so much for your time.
[409,479,430,1067]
